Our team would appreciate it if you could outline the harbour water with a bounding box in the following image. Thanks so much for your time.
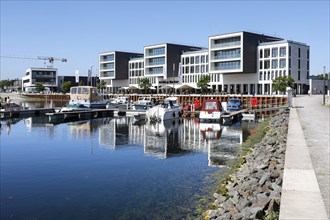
[0,115,257,219]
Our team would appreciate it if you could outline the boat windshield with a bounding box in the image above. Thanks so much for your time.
[205,102,217,110]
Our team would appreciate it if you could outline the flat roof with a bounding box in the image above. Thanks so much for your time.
[259,39,308,47]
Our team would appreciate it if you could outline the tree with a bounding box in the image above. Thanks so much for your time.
[197,74,210,94]
[317,74,329,80]
[61,81,72,93]
[79,80,84,86]
[139,78,152,94]
[0,79,14,90]
[97,80,106,92]
[35,83,45,92]
[272,76,294,93]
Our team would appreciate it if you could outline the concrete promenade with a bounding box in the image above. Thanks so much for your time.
[280,95,329,220]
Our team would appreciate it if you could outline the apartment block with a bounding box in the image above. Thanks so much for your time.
[98,31,310,95]
[99,51,143,93]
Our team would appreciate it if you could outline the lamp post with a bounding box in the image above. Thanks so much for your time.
[323,66,326,105]
[173,63,175,94]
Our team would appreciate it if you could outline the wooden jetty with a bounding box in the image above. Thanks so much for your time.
[0,108,55,119]
[46,109,115,123]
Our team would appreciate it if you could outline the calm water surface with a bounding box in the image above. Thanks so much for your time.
[0,115,257,220]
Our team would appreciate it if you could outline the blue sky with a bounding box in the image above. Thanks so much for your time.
[1,0,329,80]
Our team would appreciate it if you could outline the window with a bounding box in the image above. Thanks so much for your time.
[272,48,278,57]
[196,66,200,73]
[195,56,200,64]
[280,59,286,68]
[259,72,263,80]
[201,56,205,63]
[272,60,278,68]
[264,49,270,58]
[260,61,263,69]
[298,70,301,80]
[264,60,270,69]
[260,49,263,58]
[298,48,301,58]
[280,47,286,57]
[190,57,194,64]
[298,60,300,69]
[185,57,189,64]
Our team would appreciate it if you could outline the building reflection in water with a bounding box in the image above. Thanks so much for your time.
[22,116,248,167]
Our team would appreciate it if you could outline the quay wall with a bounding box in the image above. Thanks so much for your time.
[205,110,289,219]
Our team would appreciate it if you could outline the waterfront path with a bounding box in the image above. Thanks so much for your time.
[280,95,329,220]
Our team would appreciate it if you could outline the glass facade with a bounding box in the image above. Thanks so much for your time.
[147,67,163,74]
[146,47,165,56]
[215,48,241,59]
[214,36,241,48]
[215,61,240,70]
[148,57,165,66]
[102,54,114,62]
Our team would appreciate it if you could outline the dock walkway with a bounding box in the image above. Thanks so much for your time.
[280,95,329,219]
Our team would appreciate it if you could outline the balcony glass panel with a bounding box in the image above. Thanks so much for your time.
[147,67,163,74]
[214,48,241,59]
[101,54,114,62]
[146,47,165,56]
[148,57,165,66]
[213,37,241,48]
[101,71,114,77]
[214,61,241,70]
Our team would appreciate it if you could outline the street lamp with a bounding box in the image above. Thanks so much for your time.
[323,66,326,105]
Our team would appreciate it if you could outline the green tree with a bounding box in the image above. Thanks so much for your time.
[97,80,106,92]
[197,74,210,94]
[0,79,13,90]
[35,83,45,92]
[317,74,329,80]
[61,81,72,93]
[272,76,294,93]
[79,80,84,86]
[139,78,152,94]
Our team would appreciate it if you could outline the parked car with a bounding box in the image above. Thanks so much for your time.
[226,98,243,111]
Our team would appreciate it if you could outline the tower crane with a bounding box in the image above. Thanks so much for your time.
[0,55,67,67]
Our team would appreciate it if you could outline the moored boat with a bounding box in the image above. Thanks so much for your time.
[131,96,157,110]
[199,99,223,123]
[146,97,182,122]
[68,86,108,109]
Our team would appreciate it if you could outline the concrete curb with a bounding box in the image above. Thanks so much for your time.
[279,107,328,219]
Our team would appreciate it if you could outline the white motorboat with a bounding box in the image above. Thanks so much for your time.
[59,104,92,112]
[131,96,157,110]
[107,96,130,109]
[146,97,182,122]
[69,86,108,109]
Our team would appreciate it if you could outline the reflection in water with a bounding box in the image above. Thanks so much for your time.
[1,114,259,219]
[19,116,253,167]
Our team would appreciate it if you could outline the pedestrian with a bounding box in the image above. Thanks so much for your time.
[6,96,10,108]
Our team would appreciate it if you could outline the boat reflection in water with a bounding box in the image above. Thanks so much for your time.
[21,116,245,167]
[144,118,243,167]
[144,119,184,159]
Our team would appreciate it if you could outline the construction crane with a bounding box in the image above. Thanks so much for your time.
[0,55,67,67]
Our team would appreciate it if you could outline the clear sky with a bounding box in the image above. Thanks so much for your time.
[1,0,329,80]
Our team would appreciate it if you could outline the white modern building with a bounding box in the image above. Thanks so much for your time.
[258,40,310,94]
[181,49,209,90]
[99,31,310,95]
[22,67,58,92]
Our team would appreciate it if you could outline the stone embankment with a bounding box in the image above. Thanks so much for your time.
[206,110,289,219]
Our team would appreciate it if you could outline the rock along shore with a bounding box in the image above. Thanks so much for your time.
[205,110,289,220]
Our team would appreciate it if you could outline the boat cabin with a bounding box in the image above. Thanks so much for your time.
[70,86,102,101]
[199,99,223,123]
